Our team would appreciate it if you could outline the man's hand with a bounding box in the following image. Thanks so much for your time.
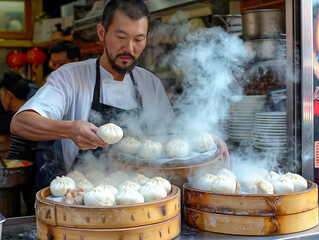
[69,120,110,150]
[213,134,230,169]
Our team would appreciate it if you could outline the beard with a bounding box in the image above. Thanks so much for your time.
[105,47,137,74]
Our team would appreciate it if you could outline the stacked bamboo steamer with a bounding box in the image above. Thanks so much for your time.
[184,181,318,235]
[36,186,181,240]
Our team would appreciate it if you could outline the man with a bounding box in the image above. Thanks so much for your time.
[48,40,81,71]
[42,40,81,85]
[11,0,228,172]
[0,72,38,215]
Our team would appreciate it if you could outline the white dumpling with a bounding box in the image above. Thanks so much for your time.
[137,140,163,159]
[85,170,105,185]
[195,174,217,191]
[97,123,123,144]
[272,176,294,194]
[138,182,167,202]
[130,173,149,186]
[50,176,76,197]
[84,186,115,206]
[217,168,236,180]
[115,188,144,205]
[147,177,171,194]
[240,172,263,190]
[118,180,141,192]
[165,139,189,158]
[256,180,274,194]
[77,179,94,192]
[118,137,141,155]
[66,170,86,185]
[266,171,281,183]
[283,172,307,192]
[108,171,129,186]
[211,175,237,194]
[98,184,118,196]
[192,132,217,152]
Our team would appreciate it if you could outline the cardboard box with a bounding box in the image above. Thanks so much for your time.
[33,18,62,44]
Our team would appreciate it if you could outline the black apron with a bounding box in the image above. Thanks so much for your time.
[71,57,144,169]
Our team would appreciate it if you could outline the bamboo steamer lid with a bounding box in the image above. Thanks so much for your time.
[36,186,180,229]
[184,181,318,216]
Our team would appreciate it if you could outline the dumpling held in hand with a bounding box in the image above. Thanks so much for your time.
[97,123,123,144]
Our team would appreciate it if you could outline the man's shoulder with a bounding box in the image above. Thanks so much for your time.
[133,67,158,81]
[61,58,96,71]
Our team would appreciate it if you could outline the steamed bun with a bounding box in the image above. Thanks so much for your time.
[147,177,171,194]
[77,179,94,192]
[115,188,144,205]
[84,186,115,206]
[195,173,217,191]
[137,140,163,159]
[211,175,237,194]
[130,173,149,186]
[117,180,141,192]
[118,137,141,155]
[192,132,217,152]
[165,139,189,158]
[138,182,167,202]
[97,123,123,144]
[85,170,105,185]
[50,176,76,197]
[283,172,307,192]
[98,184,118,196]
[272,176,294,194]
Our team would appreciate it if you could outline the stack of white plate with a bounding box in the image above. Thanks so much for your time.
[253,111,286,151]
[228,95,266,142]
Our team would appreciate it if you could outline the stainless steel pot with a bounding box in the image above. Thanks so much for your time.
[0,160,34,188]
[242,9,285,39]
[244,39,286,61]
[0,160,34,217]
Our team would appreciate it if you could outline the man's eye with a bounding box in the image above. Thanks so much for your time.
[116,35,125,39]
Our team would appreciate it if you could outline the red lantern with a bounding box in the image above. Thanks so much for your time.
[6,50,27,71]
[26,48,46,66]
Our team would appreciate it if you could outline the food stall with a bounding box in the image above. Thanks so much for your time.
[1,0,319,239]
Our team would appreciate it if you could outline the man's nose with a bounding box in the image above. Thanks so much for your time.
[123,39,134,52]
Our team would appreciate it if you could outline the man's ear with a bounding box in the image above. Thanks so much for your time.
[96,24,106,42]
[6,90,14,99]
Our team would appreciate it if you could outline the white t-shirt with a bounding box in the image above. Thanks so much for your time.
[17,58,175,170]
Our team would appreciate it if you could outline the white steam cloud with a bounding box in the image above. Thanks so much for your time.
[171,27,254,135]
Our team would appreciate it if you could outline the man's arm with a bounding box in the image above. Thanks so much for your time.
[11,110,109,150]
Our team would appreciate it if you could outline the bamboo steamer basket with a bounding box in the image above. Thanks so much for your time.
[109,149,226,192]
[36,186,181,240]
[184,181,319,235]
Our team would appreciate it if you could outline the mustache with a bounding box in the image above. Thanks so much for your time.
[116,53,136,61]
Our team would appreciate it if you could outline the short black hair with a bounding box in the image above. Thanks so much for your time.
[0,72,31,100]
[48,41,81,60]
[101,0,150,33]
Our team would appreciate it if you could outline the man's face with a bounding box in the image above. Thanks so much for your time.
[103,10,148,74]
[49,51,73,71]
[0,87,9,111]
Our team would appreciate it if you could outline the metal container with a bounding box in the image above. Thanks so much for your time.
[0,213,5,240]
[244,39,286,61]
[242,9,285,39]
[0,160,34,217]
